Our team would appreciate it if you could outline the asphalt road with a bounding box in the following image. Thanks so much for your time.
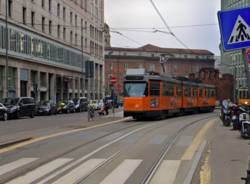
[0,110,123,144]
[0,112,218,184]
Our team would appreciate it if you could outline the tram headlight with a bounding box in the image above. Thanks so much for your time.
[245,101,248,105]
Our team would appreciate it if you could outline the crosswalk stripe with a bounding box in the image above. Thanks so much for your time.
[0,158,38,176]
[100,159,142,184]
[150,160,181,184]
[6,158,72,184]
[52,159,106,184]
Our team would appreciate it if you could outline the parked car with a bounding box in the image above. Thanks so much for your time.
[37,101,57,115]
[73,97,88,112]
[0,103,8,121]
[3,97,36,119]
[57,100,75,113]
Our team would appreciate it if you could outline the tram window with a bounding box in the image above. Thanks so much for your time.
[177,84,182,96]
[124,82,148,97]
[199,88,203,97]
[193,88,197,97]
[167,82,174,96]
[211,89,215,97]
[150,81,160,96]
[184,86,191,97]
[162,82,168,96]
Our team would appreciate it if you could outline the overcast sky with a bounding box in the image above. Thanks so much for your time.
[104,0,221,55]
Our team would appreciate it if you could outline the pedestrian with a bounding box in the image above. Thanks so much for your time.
[104,100,109,115]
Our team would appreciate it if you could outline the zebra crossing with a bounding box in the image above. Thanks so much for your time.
[0,157,146,184]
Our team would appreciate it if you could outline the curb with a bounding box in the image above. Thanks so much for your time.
[0,137,33,149]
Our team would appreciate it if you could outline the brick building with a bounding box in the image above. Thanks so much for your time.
[189,68,234,101]
[105,44,215,96]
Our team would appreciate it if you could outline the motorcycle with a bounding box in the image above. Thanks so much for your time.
[237,106,250,138]
[232,105,245,130]
[221,100,231,127]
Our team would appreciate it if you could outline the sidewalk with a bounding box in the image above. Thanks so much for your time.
[0,109,126,148]
[201,118,249,184]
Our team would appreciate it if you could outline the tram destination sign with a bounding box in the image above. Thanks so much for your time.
[218,7,250,51]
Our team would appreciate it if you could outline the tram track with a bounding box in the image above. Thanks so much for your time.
[75,114,216,184]
[1,113,217,184]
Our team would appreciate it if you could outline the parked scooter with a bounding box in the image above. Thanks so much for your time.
[221,100,231,126]
[232,105,245,130]
[237,105,250,138]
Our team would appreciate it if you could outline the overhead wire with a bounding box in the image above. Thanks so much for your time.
[149,0,190,49]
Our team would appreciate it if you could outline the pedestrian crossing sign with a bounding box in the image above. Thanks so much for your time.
[218,7,250,51]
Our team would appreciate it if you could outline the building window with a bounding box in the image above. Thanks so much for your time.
[41,0,44,8]
[57,3,60,17]
[63,7,66,21]
[70,31,73,43]
[70,12,73,24]
[42,17,45,32]
[48,0,51,12]
[75,14,77,27]
[75,33,77,45]
[8,0,12,17]
[22,7,26,25]
[63,27,66,40]
[81,0,83,8]
[57,25,60,38]
[49,20,52,34]
[31,11,35,27]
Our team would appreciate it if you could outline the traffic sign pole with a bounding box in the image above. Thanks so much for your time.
[242,48,250,98]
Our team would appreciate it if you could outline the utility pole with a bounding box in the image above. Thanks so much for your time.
[5,0,9,98]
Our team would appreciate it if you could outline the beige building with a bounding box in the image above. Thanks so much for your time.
[0,0,104,101]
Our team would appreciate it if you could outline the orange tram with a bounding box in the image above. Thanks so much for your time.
[123,70,216,120]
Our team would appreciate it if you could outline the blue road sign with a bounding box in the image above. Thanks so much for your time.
[218,7,250,51]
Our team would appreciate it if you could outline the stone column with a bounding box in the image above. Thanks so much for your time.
[95,64,99,99]
[49,74,56,102]
[60,75,64,100]
[27,70,32,97]
[16,67,21,98]
[45,72,49,100]
[72,76,76,98]
[37,71,41,102]
[77,77,81,97]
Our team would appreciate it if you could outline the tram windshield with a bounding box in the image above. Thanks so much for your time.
[124,82,148,97]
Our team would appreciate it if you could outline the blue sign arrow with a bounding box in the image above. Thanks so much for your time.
[218,7,250,51]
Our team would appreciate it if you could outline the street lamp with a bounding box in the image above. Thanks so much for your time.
[219,63,237,103]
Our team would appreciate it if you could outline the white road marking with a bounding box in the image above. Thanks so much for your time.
[0,158,38,176]
[52,159,106,184]
[37,125,149,184]
[6,158,72,184]
[100,159,142,184]
[150,160,181,184]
